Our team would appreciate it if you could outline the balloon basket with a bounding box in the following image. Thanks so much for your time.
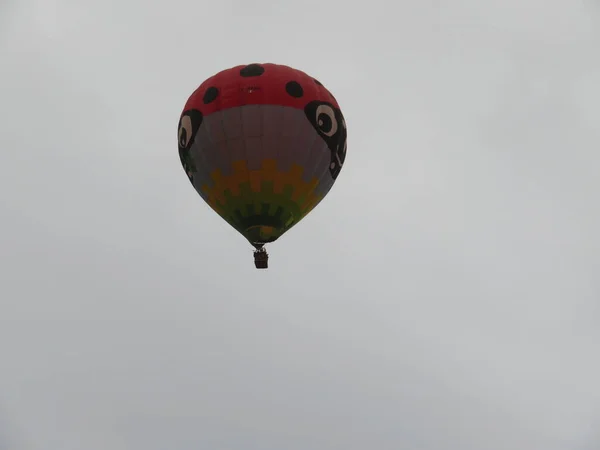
[254,248,269,269]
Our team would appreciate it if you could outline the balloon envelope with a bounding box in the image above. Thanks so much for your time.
[177,63,347,249]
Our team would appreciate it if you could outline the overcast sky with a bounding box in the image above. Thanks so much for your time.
[1,0,600,449]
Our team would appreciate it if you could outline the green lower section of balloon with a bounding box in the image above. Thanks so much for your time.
[214,180,317,244]
[198,159,323,245]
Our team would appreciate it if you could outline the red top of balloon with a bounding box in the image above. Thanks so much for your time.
[183,63,340,116]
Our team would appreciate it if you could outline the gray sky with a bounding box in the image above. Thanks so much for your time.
[1,0,599,449]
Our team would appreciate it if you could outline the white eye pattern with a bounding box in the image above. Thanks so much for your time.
[315,104,338,137]
[178,115,193,148]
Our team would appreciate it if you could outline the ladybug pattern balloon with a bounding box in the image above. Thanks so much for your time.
[177,63,347,263]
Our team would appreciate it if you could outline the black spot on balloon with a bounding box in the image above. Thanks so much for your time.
[313,78,323,86]
[203,87,218,104]
[285,81,303,98]
[240,64,265,77]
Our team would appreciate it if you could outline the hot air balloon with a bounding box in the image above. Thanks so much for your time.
[177,63,347,269]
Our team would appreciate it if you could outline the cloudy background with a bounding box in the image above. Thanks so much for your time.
[1,0,600,448]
